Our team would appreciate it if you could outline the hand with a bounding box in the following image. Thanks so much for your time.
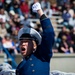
[32,2,41,13]
[34,0,39,3]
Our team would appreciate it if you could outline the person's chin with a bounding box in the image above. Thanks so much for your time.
[21,52,27,56]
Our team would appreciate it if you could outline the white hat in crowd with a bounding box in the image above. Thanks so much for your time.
[9,10,15,15]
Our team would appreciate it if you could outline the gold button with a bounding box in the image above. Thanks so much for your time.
[31,64,34,66]
[32,70,35,72]
[30,58,32,60]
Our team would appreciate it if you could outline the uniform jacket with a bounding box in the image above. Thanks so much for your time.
[16,18,55,75]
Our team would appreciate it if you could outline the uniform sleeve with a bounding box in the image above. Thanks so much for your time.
[39,15,55,60]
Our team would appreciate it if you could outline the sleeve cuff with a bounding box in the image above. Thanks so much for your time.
[40,14,47,20]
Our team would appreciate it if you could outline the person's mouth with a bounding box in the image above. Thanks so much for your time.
[21,48,26,55]
[21,48,26,51]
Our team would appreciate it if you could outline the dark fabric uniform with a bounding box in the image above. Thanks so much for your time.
[16,16,55,75]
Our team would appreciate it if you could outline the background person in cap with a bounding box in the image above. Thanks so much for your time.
[16,1,55,75]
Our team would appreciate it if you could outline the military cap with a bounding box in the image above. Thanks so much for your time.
[18,27,42,45]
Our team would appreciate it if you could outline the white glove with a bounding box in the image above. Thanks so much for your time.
[32,2,41,13]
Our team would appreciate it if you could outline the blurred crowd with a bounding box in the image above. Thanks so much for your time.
[0,0,75,58]
[52,0,75,54]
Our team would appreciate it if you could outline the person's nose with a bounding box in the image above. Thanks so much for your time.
[21,42,28,47]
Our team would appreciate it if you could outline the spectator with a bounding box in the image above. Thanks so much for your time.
[20,0,30,15]
[51,3,58,12]
[41,0,50,10]
[0,8,9,22]
[9,10,16,22]
[72,1,75,13]
[43,7,53,18]
[70,39,75,53]
[9,13,24,29]
[58,35,74,53]
[0,0,4,9]
[66,4,74,18]
[2,34,18,56]
[5,19,14,35]
[65,28,72,42]
[57,26,67,41]
[12,13,21,27]
[22,13,30,25]
[7,19,19,35]
[62,9,71,26]
[70,27,75,44]
[68,13,75,28]
[4,0,12,12]
[11,28,20,53]
[0,22,7,38]
[11,0,23,15]
[21,13,35,28]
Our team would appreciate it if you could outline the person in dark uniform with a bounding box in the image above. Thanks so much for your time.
[16,1,55,75]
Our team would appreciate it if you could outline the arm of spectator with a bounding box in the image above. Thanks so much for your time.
[61,47,68,53]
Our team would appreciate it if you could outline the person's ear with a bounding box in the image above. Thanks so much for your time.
[33,40,37,49]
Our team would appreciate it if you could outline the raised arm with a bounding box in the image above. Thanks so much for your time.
[32,2,55,59]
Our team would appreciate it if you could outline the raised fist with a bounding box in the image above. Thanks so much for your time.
[32,2,41,13]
